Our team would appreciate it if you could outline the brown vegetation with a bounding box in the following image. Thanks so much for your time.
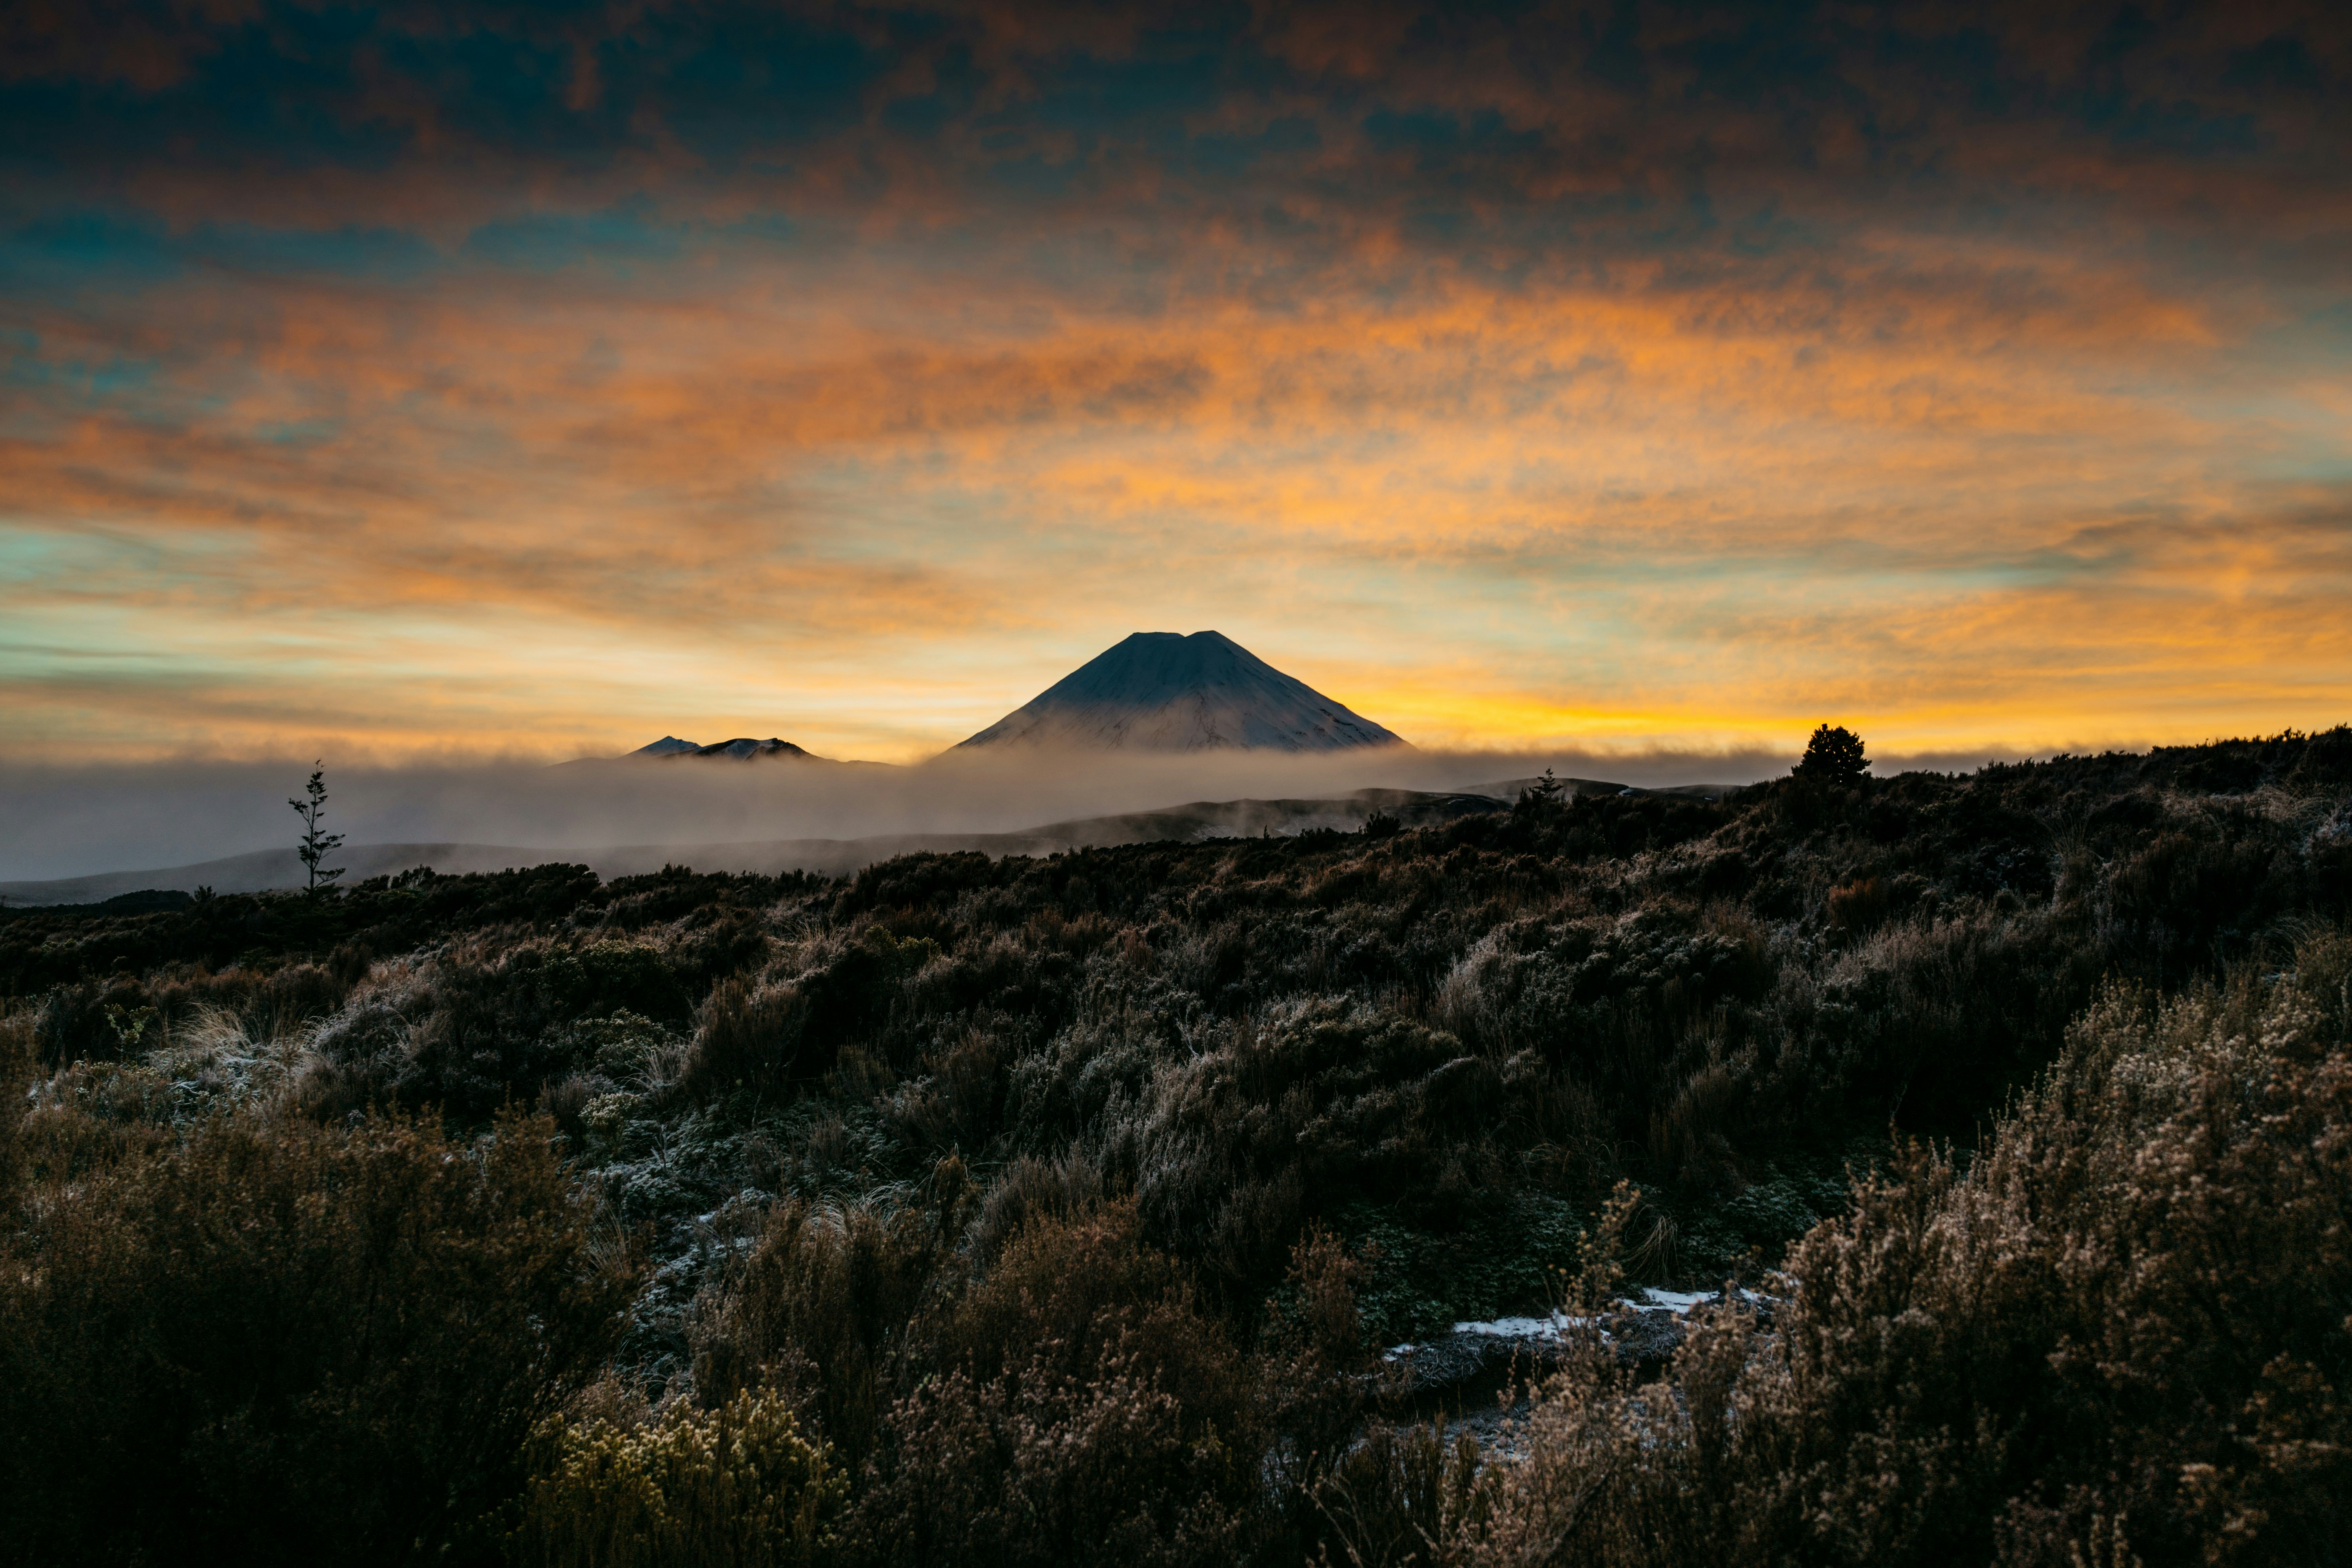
[1323,938,2352,1567]
[0,1103,635,1566]
[0,729,2347,1563]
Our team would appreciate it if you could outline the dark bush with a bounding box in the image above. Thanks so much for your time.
[1795,723,1869,785]
[0,1105,637,1567]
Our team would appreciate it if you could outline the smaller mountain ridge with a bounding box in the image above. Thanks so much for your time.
[956,630,1406,753]
[630,737,827,760]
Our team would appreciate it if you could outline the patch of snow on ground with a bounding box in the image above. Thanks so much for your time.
[1451,1290,1720,1334]
[1448,1312,1599,1339]
[1633,1288,1714,1314]
[1381,1286,1779,1363]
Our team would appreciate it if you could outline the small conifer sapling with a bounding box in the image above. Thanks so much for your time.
[290,762,346,894]
[1515,767,1568,815]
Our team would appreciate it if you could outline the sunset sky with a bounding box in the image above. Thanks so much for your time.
[3,1,2347,764]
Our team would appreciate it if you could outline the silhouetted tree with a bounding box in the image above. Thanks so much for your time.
[290,762,346,894]
[1794,724,1869,785]
[1514,767,1568,815]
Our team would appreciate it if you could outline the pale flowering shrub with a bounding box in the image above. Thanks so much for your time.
[510,1386,845,1568]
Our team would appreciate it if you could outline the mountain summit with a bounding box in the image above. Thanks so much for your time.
[627,737,827,760]
[955,631,1407,753]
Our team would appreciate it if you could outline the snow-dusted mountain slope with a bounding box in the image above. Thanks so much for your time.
[955,630,1407,753]
[682,738,824,760]
[627,737,826,760]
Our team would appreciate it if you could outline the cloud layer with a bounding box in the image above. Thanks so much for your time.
[4,1,2348,761]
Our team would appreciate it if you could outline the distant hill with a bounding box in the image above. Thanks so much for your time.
[1472,776,1743,804]
[0,788,1510,906]
[955,630,1407,753]
[1019,787,1503,846]
[0,842,551,907]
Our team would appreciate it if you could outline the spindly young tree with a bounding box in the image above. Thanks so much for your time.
[289,762,346,894]
[1794,724,1869,785]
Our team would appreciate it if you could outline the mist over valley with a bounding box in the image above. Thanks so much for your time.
[2,632,1764,898]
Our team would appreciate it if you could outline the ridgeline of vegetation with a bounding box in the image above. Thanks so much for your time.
[3,730,2348,1566]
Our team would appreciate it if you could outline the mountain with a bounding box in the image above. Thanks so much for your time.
[954,631,1407,753]
[630,737,827,760]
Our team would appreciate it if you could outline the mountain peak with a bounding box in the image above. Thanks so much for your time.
[955,631,1406,753]
[686,737,823,760]
[628,736,826,760]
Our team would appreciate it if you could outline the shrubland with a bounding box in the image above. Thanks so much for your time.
[1,729,2347,1565]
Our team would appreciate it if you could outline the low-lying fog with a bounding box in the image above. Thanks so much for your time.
[0,742,2002,891]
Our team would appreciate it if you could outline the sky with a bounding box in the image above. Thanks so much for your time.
[3,0,2348,766]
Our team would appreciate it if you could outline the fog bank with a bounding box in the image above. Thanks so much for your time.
[0,742,2002,889]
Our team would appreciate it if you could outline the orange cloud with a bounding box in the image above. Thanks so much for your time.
[4,2,2348,760]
